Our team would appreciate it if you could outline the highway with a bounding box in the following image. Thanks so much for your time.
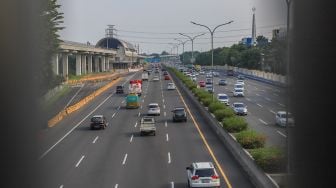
[196,69,286,148]
[38,70,254,188]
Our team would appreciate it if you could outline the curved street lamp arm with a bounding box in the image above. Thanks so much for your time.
[192,33,206,40]
[190,21,211,33]
[179,33,193,41]
[213,21,234,33]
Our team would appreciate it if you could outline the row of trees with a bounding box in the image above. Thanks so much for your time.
[179,35,287,75]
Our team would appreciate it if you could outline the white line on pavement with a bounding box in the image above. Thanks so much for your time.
[121,100,125,104]
[277,130,287,138]
[257,103,263,108]
[243,149,254,160]
[273,93,279,97]
[117,106,121,110]
[39,93,114,160]
[246,98,251,101]
[75,155,85,168]
[122,154,128,165]
[165,121,167,127]
[256,93,261,96]
[112,113,116,118]
[134,122,138,127]
[106,123,109,126]
[164,112,166,117]
[259,119,268,125]
[265,97,271,101]
[130,134,134,143]
[163,99,165,103]
[59,185,64,188]
[92,136,99,144]
[229,133,237,141]
[142,99,145,102]
[255,87,258,90]
[168,152,171,164]
[270,110,276,114]
[278,103,285,107]
[166,134,169,142]
[114,184,118,188]
[171,182,174,188]
[138,112,141,117]
[163,105,166,109]
[140,105,143,109]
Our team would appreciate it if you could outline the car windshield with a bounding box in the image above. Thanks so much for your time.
[235,85,243,88]
[220,80,226,82]
[235,89,243,92]
[218,95,227,99]
[117,86,122,89]
[234,103,245,108]
[91,117,103,122]
[149,105,158,108]
[281,113,292,118]
[195,169,215,177]
[174,109,185,115]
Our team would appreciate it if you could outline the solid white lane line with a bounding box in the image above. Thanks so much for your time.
[165,121,167,127]
[168,152,171,164]
[256,93,261,96]
[265,97,271,101]
[92,136,99,144]
[270,110,276,114]
[122,154,128,165]
[246,98,251,101]
[171,182,174,188]
[243,149,254,160]
[277,130,287,138]
[138,112,141,117]
[130,134,134,143]
[257,103,263,108]
[114,184,118,188]
[278,103,285,107]
[259,119,268,125]
[164,112,166,117]
[75,155,85,168]
[134,122,138,127]
[166,134,169,142]
[112,112,116,118]
[39,93,114,160]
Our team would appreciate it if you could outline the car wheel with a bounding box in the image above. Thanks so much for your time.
[140,132,143,136]
[153,132,156,136]
[187,180,191,188]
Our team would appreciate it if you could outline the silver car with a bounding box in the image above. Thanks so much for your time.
[231,102,247,115]
[276,111,294,127]
[186,162,220,188]
[217,93,229,105]
[147,103,160,116]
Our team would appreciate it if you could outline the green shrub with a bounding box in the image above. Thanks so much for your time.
[235,130,266,149]
[222,116,248,132]
[249,147,286,173]
[214,108,235,121]
[198,91,212,101]
[201,97,212,107]
[209,102,225,113]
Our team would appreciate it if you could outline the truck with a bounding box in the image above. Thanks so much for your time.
[141,72,149,81]
[129,80,142,96]
[140,116,156,136]
[126,93,140,109]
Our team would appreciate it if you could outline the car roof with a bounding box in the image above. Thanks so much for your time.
[233,102,245,105]
[277,111,290,115]
[92,115,104,118]
[217,93,227,96]
[193,162,214,169]
[148,103,159,106]
[174,107,185,110]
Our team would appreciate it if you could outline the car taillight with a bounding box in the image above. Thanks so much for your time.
[211,175,219,179]
[191,175,199,180]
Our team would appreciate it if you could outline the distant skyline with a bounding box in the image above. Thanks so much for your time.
[59,0,286,54]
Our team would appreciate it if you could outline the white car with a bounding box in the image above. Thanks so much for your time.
[234,83,244,91]
[191,76,197,81]
[186,162,220,188]
[217,93,229,105]
[153,76,160,81]
[236,79,245,85]
[167,83,176,90]
[233,88,244,97]
[276,111,294,127]
[147,103,160,116]
[199,71,205,75]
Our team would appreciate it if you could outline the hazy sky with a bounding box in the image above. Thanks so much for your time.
[59,0,286,54]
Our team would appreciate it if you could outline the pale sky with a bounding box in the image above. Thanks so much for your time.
[59,0,286,54]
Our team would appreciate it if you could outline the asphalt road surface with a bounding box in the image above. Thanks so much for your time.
[38,70,255,188]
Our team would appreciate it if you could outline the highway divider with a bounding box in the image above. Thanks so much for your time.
[168,66,282,188]
[47,76,121,128]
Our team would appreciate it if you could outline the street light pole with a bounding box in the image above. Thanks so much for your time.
[179,33,205,64]
[191,21,233,101]
[174,39,189,63]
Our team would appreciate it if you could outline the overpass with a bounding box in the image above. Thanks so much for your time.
[52,39,146,80]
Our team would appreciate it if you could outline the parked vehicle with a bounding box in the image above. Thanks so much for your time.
[140,116,156,136]
[126,93,140,109]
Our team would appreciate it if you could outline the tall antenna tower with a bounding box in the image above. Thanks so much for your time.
[252,7,256,46]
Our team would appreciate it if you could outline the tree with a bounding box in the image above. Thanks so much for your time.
[256,35,269,48]
[161,51,169,55]
[39,0,64,95]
